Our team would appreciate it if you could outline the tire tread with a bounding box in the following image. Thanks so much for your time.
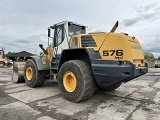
[72,60,95,101]
[24,59,45,88]
[58,60,96,102]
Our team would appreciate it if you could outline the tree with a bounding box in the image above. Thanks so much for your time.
[144,52,154,60]
[5,52,15,57]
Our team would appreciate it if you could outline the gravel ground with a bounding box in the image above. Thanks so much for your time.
[0,67,160,120]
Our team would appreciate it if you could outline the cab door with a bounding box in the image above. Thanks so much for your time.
[53,25,64,55]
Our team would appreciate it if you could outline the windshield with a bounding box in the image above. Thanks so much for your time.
[68,24,85,36]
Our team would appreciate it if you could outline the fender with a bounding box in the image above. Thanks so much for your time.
[58,48,101,71]
[31,56,50,70]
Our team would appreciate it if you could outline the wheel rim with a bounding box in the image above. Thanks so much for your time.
[63,71,77,92]
[26,67,33,80]
[0,62,4,67]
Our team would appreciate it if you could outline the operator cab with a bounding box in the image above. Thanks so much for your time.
[0,50,4,59]
[47,21,86,54]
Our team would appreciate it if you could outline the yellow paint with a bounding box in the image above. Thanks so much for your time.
[0,58,7,64]
[0,62,4,67]
[26,67,33,81]
[72,32,145,67]
[46,47,54,62]
[53,75,57,80]
[63,71,77,92]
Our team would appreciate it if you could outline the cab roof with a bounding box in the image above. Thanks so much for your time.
[53,20,87,27]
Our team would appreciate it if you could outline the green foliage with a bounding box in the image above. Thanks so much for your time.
[5,52,15,57]
[144,52,154,60]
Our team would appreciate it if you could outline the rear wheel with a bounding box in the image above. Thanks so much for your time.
[58,60,95,102]
[24,59,45,87]
[0,61,5,68]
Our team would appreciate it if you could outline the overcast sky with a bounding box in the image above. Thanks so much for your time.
[0,0,160,57]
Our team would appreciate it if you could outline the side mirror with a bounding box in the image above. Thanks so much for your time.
[39,44,48,55]
[48,28,51,37]
[39,44,43,48]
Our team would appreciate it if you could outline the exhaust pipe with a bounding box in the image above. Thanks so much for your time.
[12,61,26,83]
[98,21,119,51]
[110,21,119,33]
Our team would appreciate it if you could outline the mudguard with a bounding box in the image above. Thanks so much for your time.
[31,56,50,70]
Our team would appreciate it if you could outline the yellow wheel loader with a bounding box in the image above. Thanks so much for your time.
[13,21,148,102]
[0,50,7,68]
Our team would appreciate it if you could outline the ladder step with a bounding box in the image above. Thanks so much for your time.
[51,73,57,76]
[51,67,58,70]
[51,61,57,64]
[55,55,61,58]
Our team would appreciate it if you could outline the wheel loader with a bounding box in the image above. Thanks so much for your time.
[0,49,7,68]
[12,21,148,102]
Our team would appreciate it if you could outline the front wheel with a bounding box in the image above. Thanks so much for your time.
[57,60,96,102]
[24,59,45,87]
[0,61,5,68]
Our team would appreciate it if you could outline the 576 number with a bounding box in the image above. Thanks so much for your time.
[103,50,123,56]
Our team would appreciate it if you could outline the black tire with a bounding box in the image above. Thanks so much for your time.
[99,83,122,91]
[7,63,13,67]
[24,59,45,88]
[0,61,5,68]
[57,60,96,102]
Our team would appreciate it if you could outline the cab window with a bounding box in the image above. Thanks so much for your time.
[53,25,64,47]
[71,37,78,48]
[68,23,85,36]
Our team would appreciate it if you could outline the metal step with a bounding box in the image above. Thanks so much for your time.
[51,67,58,70]
[51,62,58,65]
[51,73,57,76]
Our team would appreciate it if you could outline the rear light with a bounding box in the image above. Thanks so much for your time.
[118,61,127,66]
[123,61,127,65]
[141,60,144,63]
[132,37,135,40]
[117,61,122,65]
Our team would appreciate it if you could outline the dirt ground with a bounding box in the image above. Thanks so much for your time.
[0,67,160,120]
